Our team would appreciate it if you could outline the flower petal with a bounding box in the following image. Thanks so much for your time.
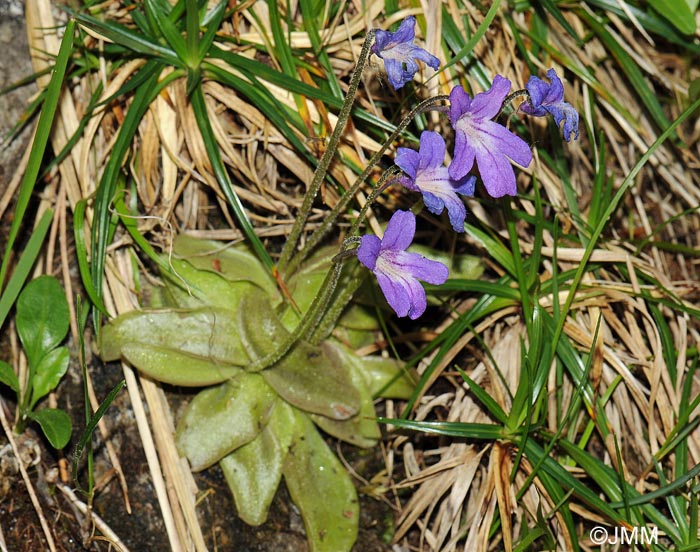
[375,271,411,318]
[391,251,447,284]
[409,46,440,71]
[356,235,381,271]
[486,121,533,167]
[448,85,472,126]
[417,131,446,171]
[395,147,420,183]
[381,210,416,252]
[448,129,477,180]
[383,58,408,90]
[469,75,511,120]
[391,15,416,45]
[474,146,518,197]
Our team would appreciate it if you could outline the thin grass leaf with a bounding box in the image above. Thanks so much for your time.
[298,0,342,98]
[378,418,506,441]
[190,84,274,270]
[185,0,200,63]
[208,45,341,107]
[654,458,690,540]
[73,12,181,65]
[523,438,622,522]
[532,0,581,43]
[440,278,520,300]
[585,0,700,51]
[112,194,175,276]
[458,370,508,424]
[90,64,166,304]
[0,20,74,291]
[549,95,700,387]
[577,8,672,133]
[266,0,297,79]
[439,0,502,74]
[401,294,517,417]
[644,0,696,34]
[465,222,516,277]
[71,378,126,491]
[0,210,53,330]
[144,0,190,63]
[73,199,108,316]
[676,357,700,477]
[203,60,309,155]
[197,0,227,63]
[555,437,683,542]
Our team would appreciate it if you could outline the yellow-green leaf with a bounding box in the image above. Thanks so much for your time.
[283,410,358,552]
[176,374,276,470]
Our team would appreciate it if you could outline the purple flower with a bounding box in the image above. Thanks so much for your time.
[372,16,440,90]
[448,75,533,198]
[357,210,448,319]
[520,68,579,142]
[395,131,476,232]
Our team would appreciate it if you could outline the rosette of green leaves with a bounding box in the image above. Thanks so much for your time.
[100,235,415,552]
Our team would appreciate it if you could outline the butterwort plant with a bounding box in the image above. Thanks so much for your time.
[100,14,579,552]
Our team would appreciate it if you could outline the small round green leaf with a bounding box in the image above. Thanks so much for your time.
[16,276,69,368]
[30,347,70,409]
[29,408,72,449]
[0,360,19,394]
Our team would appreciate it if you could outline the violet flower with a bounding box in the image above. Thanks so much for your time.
[520,68,579,142]
[357,210,448,319]
[448,75,533,198]
[395,131,476,232]
[372,16,440,90]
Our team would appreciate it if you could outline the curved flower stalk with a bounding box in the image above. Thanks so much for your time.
[372,15,440,90]
[357,210,449,319]
[448,75,534,198]
[520,68,580,142]
[395,131,476,232]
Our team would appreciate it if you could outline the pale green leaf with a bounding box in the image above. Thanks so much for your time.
[284,410,358,552]
[101,307,245,361]
[171,235,278,300]
[120,343,243,387]
[239,295,361,419]
[176,374,276,470]
[29,408,72,450]
[310,342,380,448]
[220,400,295,525]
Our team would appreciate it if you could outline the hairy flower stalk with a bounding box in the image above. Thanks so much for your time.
[276,30,376,276]
[284,95,449,277]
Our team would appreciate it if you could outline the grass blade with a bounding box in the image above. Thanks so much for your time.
[0,20,74,290]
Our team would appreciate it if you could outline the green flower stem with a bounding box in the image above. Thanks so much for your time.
[276,30,376,275]
[284,95,449,277]
[347,166,401,237]
[308,263,364,345]
[498,89,529,119]
[250,260,344,370]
